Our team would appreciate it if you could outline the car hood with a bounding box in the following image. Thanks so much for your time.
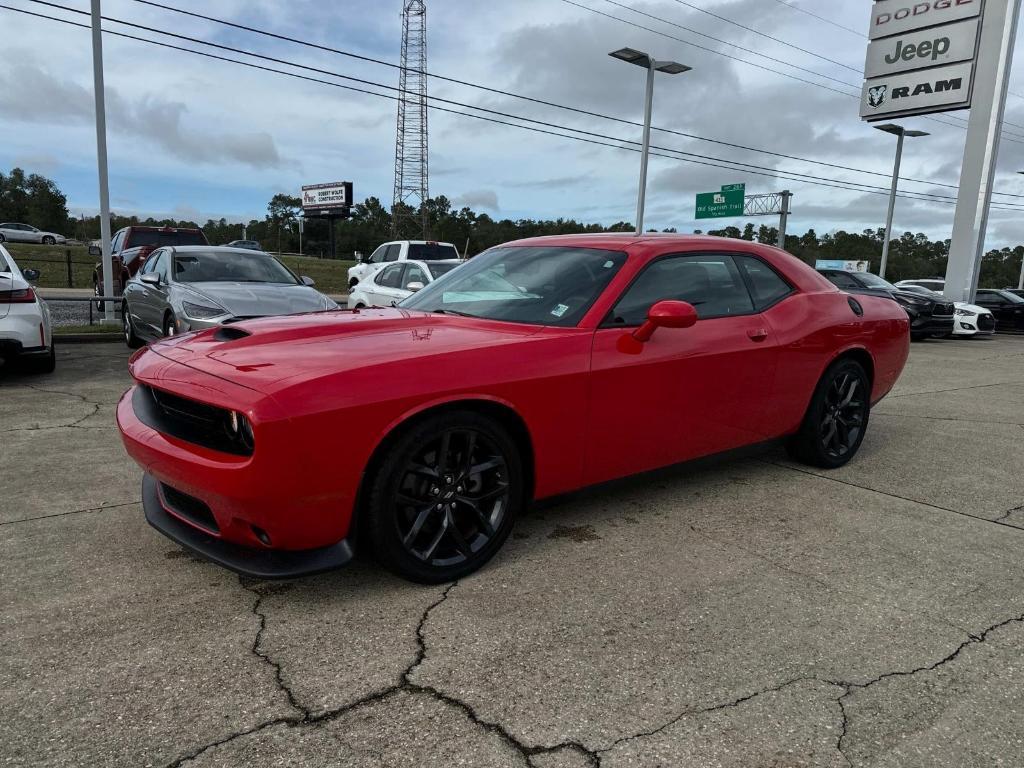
[182,282,330,317]
[955,302,988,314]
[147,308,543,396]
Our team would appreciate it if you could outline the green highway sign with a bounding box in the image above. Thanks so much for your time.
[695,183,746,219]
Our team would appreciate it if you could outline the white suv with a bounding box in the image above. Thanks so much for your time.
[0,244,55,372]
[347,240,460,288]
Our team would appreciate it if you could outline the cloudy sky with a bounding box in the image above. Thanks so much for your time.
[2,0,1024,246]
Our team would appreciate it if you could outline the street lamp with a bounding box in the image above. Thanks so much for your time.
[610,48,691,235]
[874,123,929,278]
[1016,172,1024,290]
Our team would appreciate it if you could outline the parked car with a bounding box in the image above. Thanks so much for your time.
[818,269,954,340]
[121,246,337,347]
[348,259,461,308]
[226,240,263,251]
[895,283,995,337]
[0,222,66,245]
[347,240,461,288]
[118,234,909,583]
[1004,288,1024,299]
[91,225,208,310]
[0,243,54,373]
[973,288,1024,331]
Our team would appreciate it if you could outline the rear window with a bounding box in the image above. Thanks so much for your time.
[409,243,459,260]
[128,230,208,248]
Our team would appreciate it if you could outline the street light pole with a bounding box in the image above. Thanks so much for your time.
[874,124,928,279]
[90,0,114,323]
[609,48,690,236]
[635,62,655,236]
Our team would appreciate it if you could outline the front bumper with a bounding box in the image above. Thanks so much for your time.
[143,474,353,579]
[953,313,996,336]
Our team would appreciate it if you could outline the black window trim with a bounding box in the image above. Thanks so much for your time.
[600,250,793,328]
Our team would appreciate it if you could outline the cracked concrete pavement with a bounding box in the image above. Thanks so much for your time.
[1,337,1023,766]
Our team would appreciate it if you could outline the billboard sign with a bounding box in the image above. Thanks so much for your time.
[695,183,745,219]
[301,182,354,212]
[861,0,984,122]
[816,259,870,273]
[869,0,983,40]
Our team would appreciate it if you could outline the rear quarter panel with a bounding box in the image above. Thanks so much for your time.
[763,290,909,438]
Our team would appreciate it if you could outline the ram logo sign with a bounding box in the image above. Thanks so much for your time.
[860,62,973,120]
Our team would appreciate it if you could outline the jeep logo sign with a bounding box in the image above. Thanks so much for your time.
[864,17,979,78]
[860,61,974,120]
[869,0,981,40]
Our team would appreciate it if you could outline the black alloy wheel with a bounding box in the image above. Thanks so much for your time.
[123,302,142,348]
[787,358,870,469]
[42,236,55,245]
[368,411,523,583]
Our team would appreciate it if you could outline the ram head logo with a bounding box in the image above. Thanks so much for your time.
[867,85,887,108]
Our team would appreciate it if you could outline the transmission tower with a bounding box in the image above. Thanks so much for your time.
[391,0,429,239]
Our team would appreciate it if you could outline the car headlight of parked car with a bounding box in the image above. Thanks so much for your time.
[225,410,255,452]
[954,307,975,316]
[182,300,227,319]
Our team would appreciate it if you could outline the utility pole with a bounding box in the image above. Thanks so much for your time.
[392,1,430,239]
[90,0,114,323]
[777,191,791,250]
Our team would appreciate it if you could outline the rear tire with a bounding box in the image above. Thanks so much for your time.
[123,302,143,348]
[94,278,104,313]
[366,411,524,583]
[786,358,870,469]
[23,340,56,374]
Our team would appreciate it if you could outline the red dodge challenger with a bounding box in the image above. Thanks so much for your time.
[117,235,910,583]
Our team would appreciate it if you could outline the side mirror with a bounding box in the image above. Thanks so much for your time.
[406,281,424,292]
[633,300,698,343]
[140,273,160,286]
[22,268,40,281]
[301,275,315,286]
[88,244,102,257]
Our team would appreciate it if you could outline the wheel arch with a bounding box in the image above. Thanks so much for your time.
[829,345,875,391]
[350,397,536,546]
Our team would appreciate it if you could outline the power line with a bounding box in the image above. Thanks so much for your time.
[7,3,1024,214]
[770,0,866,38]
[129,0,1024,195]
[667,0,862,73]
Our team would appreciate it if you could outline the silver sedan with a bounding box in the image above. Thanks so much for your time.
[121,246,337,346]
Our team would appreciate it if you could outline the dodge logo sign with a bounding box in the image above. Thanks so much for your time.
[869,0,981,40]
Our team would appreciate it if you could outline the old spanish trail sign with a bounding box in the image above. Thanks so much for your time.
[695,184,745,219]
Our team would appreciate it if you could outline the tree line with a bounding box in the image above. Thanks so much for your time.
[2,166,1020,287]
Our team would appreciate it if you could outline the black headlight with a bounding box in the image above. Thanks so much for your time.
[225,410,255,452]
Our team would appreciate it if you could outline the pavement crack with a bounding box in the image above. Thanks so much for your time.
[0,402,103,433]
[0,500,137,526]
[993,504,1024,523]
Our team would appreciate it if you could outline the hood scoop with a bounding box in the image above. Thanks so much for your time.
[213,326,251,342]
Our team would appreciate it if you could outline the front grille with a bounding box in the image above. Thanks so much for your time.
[932,302,955,316]
[978,314,996,330]
[133,385,253,456]
[161,483,219,533]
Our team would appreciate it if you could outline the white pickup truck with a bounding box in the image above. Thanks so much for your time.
[347,240,461,288]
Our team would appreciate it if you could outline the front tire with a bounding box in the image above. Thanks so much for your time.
[786,358,870,469]
[366,411,524,583]
[162,312,178,338]
[42,236,56,245]
[123,302,143,348]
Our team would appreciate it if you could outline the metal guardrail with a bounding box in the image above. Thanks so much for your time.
[44,295,119,325]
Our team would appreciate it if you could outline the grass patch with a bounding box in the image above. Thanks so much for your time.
[54,323,120,335]
[277,254,354,294]
[4,243,95,289]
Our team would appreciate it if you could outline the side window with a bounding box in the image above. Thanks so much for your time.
[376,264,404,288]
[609,253,754,325]
[152,252,169,283]
[111,231,125,253]
[367,244,387,264]
[735,255,792,310]
[977,291,1004,304]
[384,244,401,262]
[403,264,428,288]
[139,249,159,274]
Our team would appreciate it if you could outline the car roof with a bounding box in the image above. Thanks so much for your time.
[495,232,780,251]
[166,245,269,255]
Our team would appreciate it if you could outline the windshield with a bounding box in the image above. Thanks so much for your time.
[131,230,207,248]
[857,272,897,290]
[408,243,459,260]
[172,250,300,284]
[1002,290,1024,303]
[426,262,459,279]
[401,246,627,327]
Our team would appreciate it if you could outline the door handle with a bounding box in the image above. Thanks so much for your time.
[747,328,769,342]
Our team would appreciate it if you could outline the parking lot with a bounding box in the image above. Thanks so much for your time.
[2,336,1024,767]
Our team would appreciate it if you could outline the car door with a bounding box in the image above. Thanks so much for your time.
[135,249,169,333]
[976,290,1024,329]
[585,252,780,484]
[369,263,407,306]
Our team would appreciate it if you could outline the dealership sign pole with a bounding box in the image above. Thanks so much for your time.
[945,0,1021,302]
[91,0,114,323]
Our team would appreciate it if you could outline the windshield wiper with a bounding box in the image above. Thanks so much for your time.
[431,308,477,318]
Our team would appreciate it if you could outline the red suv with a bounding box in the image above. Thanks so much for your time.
[92,226,207,309]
